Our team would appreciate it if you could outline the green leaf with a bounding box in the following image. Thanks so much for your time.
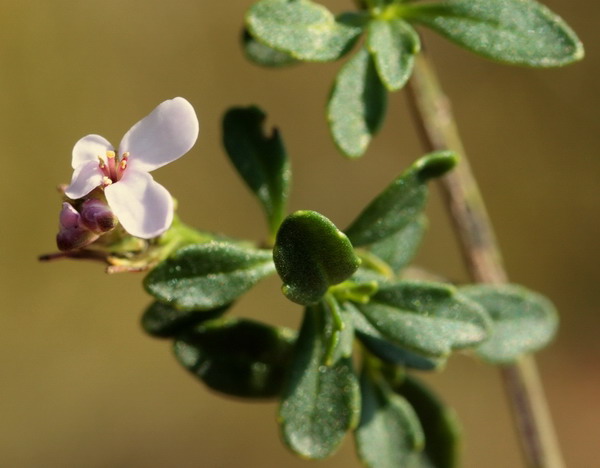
[328,47,387,158]
[242,28,299,67]
[350,265,394,286]
[367,18,420,91]
[174,318,296,398]
[223,106,291,236]
[369,215,427,273]
[394,375,461,468]
[246,0,364,62]
[345,152,457,246]
[144,242,275,311]
[274,210,361,305]
[405,0,584,67]
[460,284,558,364]
[345,302,445,370]
[141,301,229,338]
[356,281,491,357]
[279,306,360,459]
[355,368,424,468]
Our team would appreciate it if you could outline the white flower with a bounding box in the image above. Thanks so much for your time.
[65,97,199,238]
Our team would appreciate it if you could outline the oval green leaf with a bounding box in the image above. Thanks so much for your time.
[345,302,445,371]
[141,301,229,338]
[369,215,427,273]
[356,280,492,357]
[393,375,461,468]
[355,368,424,468]
[460,284,559,364]
[406,0,584,67]
[367,18,420,91]
[345,152,457,246]
[242,28,299,67]
[223,106,291,236]
[144,242,275,311]
[174,318,296,398]
[274,211,360,305]
[246,0,363,62]
[279,306,360,459]
[328,47,387,158]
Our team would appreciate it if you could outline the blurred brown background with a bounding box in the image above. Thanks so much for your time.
[1,1,598,467]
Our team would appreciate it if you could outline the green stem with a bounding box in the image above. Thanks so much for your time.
[406,52,565,468]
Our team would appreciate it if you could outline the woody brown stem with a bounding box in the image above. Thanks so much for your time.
[406,52,565,468]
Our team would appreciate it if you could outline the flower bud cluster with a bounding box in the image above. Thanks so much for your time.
[56,199,117,251]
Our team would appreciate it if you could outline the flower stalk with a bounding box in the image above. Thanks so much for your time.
[405,52,564,468]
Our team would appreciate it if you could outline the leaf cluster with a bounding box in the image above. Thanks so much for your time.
[244,0,583,157]
[140,107,559,468]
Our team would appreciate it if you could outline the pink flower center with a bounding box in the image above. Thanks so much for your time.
[99,151,129,187]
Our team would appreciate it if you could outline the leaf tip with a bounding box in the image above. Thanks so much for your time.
[414,151,458,181]
[572,40,585,63]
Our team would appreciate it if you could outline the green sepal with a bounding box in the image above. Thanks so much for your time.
[346,302,445,371]
[355,366,424,468]
[328,47,387,158]
[367,18,420,91]
[246,0,364,62]
[369,215,427,273]
[223,106,291,236]
[242,28,299,67]
[144,242,275,311]
[273,210,361,305]
[460,284,558,364]
[345,152,457,246]
[393,375,461,468]
[356,280,491,357]
[405,0,584,67]
[141,301,229,338]
[279,306,360,459]
[173,318,296,398]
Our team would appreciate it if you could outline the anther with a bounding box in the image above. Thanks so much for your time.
[102,176,113,187]
[106,150,116,159]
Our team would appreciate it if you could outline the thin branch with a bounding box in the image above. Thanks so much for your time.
[406,52,565,468]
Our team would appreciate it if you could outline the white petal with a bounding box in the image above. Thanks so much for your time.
[65,161,104,199]
[119,97,199,173]
[104,170,174,239]
[72,134,113,169]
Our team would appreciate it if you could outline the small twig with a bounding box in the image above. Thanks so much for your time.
[38,249,150,273]
[38,249,108,263]
[406,52,565,468]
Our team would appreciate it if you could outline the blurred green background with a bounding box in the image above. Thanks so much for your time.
[1,1,598,467]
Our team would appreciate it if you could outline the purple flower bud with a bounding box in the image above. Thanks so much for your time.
[79,198,117,233]
[59,202,81,229]
[56,227,99,251]
[56,202,99,251]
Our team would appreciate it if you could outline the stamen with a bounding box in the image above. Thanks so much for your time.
[116,152,129,180]
[106,150,118,181]
[102,176,113,187]
[98,156,106,169]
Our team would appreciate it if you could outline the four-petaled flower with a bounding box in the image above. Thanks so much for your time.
[65,97,199,238]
